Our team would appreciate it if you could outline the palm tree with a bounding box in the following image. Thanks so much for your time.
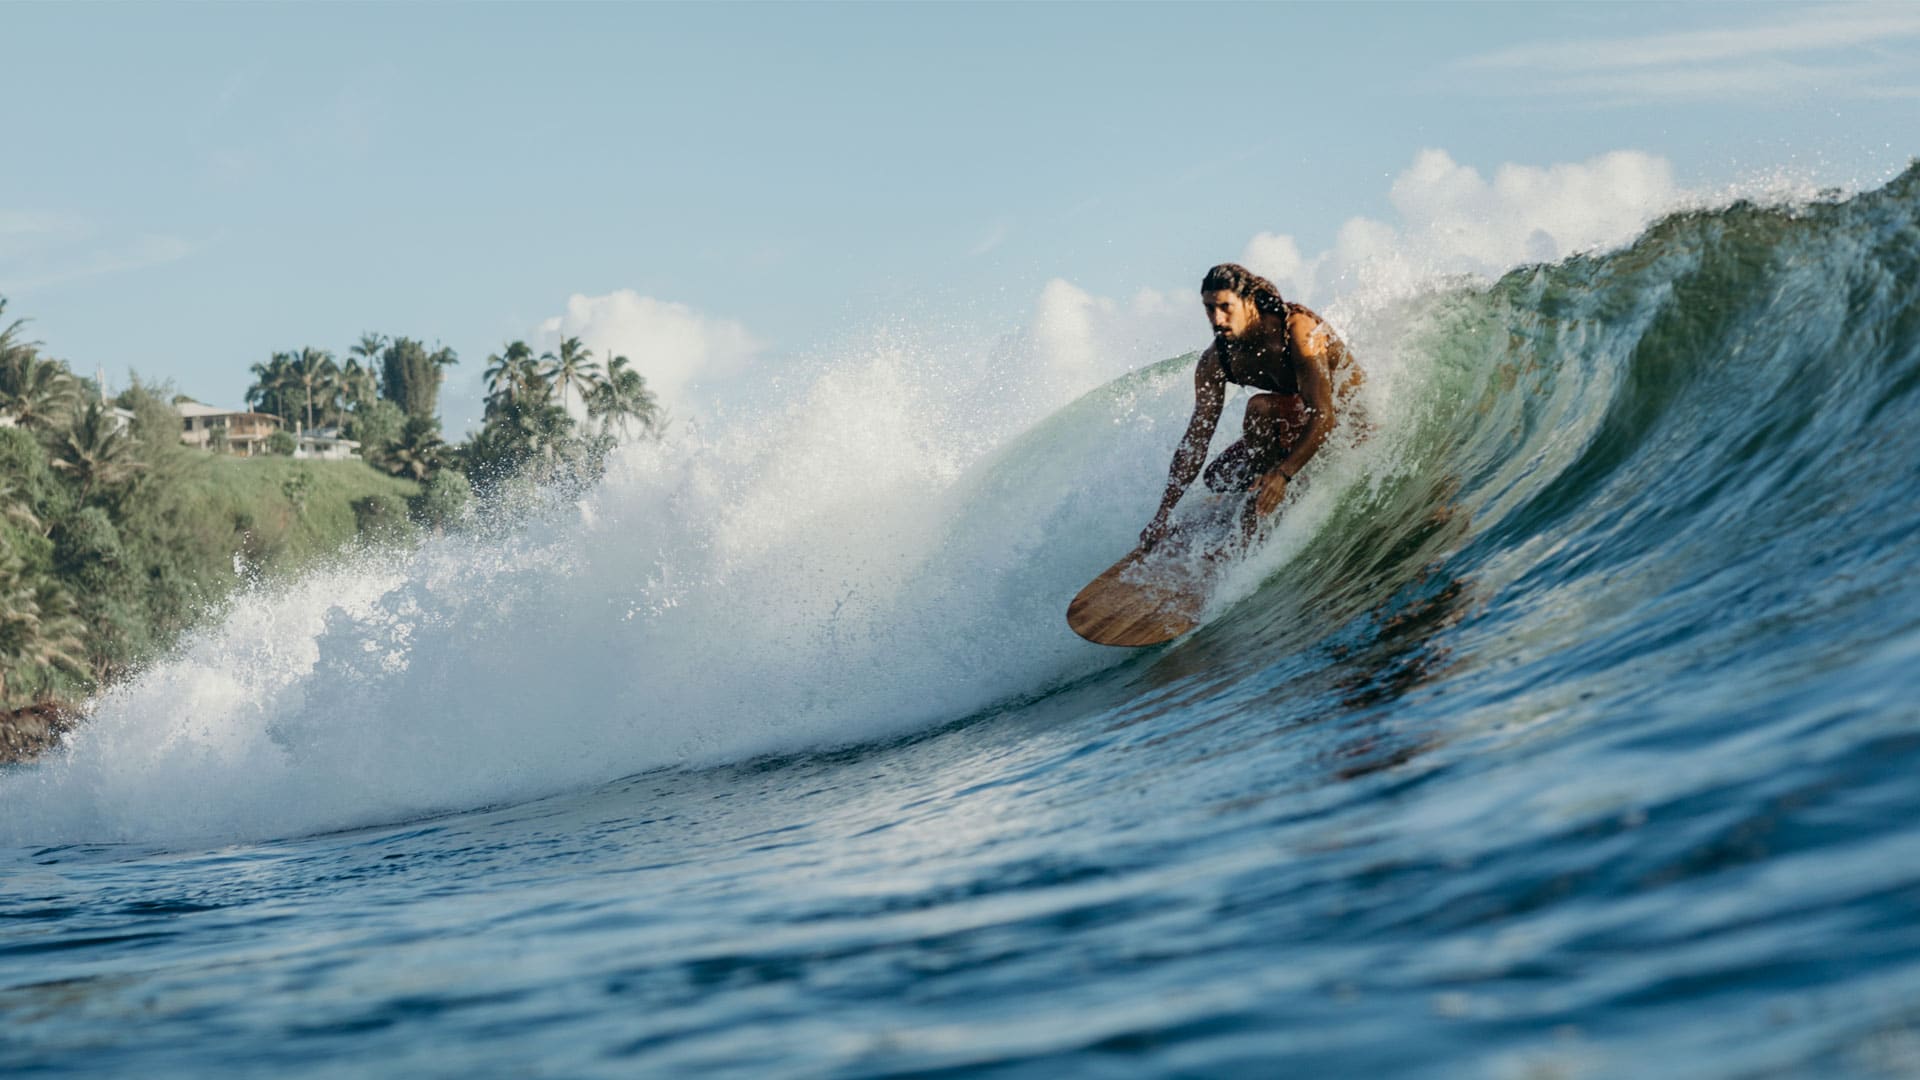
[586,354,662,438]
[0,562,46,706]
[0,298,29,366]
[246,354,300,424]
[0,552,88,707]
[0,310,80,433]
[0,474,43,536]
[49,401,145,501]
[342,332,387,414]
[541,336,602,416]
[483,341,548,412]
[338,357,379,413]
[349,332,387,372]
[281,347,339,433]
[382,416,451,481]
[315,369,347,431]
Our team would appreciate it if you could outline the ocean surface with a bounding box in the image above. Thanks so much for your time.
[5,166,1920,1077]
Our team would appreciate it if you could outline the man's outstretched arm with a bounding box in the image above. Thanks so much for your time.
[1142,351,1227,547]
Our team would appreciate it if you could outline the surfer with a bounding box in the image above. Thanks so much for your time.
[1139,263,1363,547]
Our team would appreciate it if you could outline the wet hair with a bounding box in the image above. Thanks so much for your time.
[1201,263,1288,318]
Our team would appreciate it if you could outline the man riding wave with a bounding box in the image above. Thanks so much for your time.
[1140,263,1364,547]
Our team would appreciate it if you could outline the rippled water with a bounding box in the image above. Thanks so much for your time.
[5,166,1920,1077]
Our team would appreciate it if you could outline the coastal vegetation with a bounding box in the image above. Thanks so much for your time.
[0,295,662,749]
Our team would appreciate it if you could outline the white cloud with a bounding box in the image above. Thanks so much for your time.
[536,290,763,419]
[1466,6,1920,72]
[1028,280,1193,392]
[1237,148,1679,309]
[514,149,1691,445]
[1459,5,1920,103]
[1389,148,1676,268]
[1011,148,1687,408]
[0,210,89,246]
[1029,278,1103,383]
[1239,232,1308,298]
[0,213,196,293]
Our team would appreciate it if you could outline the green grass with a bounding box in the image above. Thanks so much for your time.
[170,453,421,571]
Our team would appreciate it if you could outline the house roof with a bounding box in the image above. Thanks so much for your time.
[299,432,360,447]
[176,403,281,422]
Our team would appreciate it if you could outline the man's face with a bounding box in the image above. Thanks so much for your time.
[1203,290,1259,342]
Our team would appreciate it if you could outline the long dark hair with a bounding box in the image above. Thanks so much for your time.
[1201,263,1289,319]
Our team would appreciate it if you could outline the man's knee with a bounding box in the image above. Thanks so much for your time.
[1245,393,1310,440]
[1203,447,1250,492]
[1202,464,1236,493]
[1244,394,1280,424]
[1247,392,1305,422]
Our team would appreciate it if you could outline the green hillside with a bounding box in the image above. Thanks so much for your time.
[170,453,421,572]
[4,291,658,755]
[0,409,419,716]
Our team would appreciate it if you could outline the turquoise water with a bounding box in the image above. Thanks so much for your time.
[5,166,1920,1076]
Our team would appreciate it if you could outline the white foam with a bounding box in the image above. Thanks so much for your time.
[0,340,1207,847]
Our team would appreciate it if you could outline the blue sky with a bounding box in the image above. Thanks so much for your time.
[3,3,1916,433]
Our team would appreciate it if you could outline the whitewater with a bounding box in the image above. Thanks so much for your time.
[4,164,1920,1076]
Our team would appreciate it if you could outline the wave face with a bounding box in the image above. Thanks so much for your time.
[4,166,1920,1076]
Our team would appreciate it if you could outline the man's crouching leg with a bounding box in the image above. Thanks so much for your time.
[1203,393,1309,493]
[1203,441,1257,492]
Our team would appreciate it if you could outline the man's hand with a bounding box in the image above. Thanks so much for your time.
[1238,470,1289,543]
[1253,469,1289,518]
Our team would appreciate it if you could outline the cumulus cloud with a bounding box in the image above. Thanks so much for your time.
[536,290,763,419]
[1238,147,1679,307]
[507,150,1686,441]
[1008,146,1687,409]
[1022,279,1194,400]
[1238,231,1309,298]
[1387,148,1676,268]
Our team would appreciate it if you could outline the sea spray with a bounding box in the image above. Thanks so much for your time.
[0,344,1211,844]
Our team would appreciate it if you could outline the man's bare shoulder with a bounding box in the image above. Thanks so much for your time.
[1288,311,1342,361]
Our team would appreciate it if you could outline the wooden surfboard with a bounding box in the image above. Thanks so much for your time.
[1069,500,1246,647]
[1067,507,1244,641]
[1067,529,1219,647]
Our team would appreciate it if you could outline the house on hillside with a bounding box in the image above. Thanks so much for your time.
[295,426,361,461]
[177,403,283,456]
